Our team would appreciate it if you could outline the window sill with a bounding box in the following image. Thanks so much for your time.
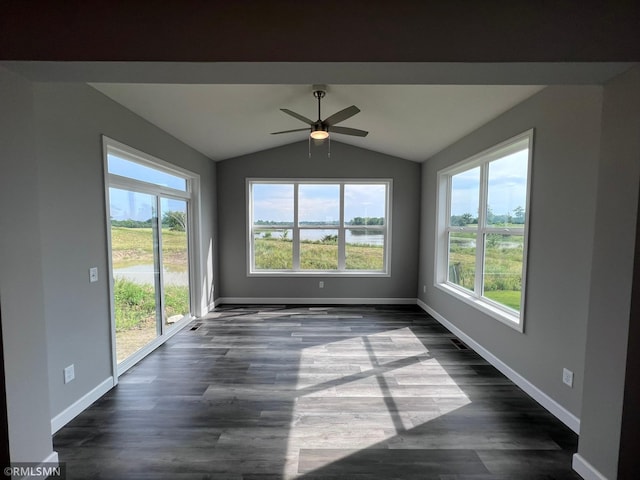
[434,282,523,332]
[248,271,390,278]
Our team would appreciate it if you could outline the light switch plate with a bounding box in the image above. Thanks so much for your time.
[64,364,75,384]
[562,368,574,387]
[89,267,98,283]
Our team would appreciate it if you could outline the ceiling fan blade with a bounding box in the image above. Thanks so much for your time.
[270,128,310,135]
[329,126,369,137]
[280,108,314,125]
[323,105,360,126]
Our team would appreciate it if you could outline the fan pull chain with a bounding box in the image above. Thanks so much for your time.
[308,136,311,158]
[328,136,331,158]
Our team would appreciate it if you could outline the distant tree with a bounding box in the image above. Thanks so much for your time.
[348,217,384,226]
[451,213,475,226]
[111,218,153,228]
[163,211,186,231]
[514,206,525,224]
[461,213,473,225]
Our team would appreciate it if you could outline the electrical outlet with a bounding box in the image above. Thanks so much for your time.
[64,364,75,384]
[319,281,324,289]
[562,368,574,387]
[89,267,98,283]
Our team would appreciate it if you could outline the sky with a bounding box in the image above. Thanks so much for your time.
[252,183,387,224]
[108,154,189,221]
[450,149,528,217]
[108,154,186,191]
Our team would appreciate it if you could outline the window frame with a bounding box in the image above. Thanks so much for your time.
[434,130,533,331]
[102,136,202,377]
[247,178,392,277]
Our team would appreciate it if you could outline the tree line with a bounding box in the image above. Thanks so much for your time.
[255,217,385,226]
[111,211,186,231]
[451,206,525,226]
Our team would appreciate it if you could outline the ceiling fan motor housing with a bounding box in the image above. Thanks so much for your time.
[271,84,368,138]
[312,84,327,99]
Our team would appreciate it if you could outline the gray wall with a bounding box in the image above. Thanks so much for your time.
[419,86,604,419]
[216,141,420,301]
[1,77,219,431]
[0,67,54,463]
[578,65,640,479]
[31,81,218,419]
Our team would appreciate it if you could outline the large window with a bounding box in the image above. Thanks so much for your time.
[103,137,199,374]
[435,130,533,330]
[248,179,391,275]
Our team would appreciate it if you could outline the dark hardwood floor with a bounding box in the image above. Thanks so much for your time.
[54,305,581,479]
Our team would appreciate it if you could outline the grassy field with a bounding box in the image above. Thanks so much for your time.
[111,226,188,268]
[449,232,523,311]
[254,238,384,270]
[111,227,189,336]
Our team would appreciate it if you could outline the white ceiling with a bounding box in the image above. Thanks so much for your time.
[89,83,544,162]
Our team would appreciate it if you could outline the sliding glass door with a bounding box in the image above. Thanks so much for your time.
[109,188,162,362]
[104,138,196,372]
[159,197,190,329]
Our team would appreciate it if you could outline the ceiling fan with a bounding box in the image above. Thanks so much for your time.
[271,85,368,140]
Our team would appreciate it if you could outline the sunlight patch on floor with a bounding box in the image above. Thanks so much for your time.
[286,326,471,475]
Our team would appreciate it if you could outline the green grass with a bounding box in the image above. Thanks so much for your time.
[110,228,190,332]
[300,242,338,269]
[254,238,384,271]
[448,233,524,311]
[113,278,189,332]
[110,226,188,269]
[483,290,521,310]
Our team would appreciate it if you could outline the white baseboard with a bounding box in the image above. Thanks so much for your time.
[572,454,609,480]
[217,297,417,305]
[417,299,581,434]
[117,316,195,376]
[50,376,114,434]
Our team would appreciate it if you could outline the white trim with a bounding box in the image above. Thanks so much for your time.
[51,316,196,433]
[435,283,523,332]
[572,454,609,480]
[102,135,203,377]
[417,299,581,434]
[218,297,417,305]
[117,316,194,376]
[434,129,534,330]
[103,135,197,180]
[247,178,392,276]
[50,377,114,434]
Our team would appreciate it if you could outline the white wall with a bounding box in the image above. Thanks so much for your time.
[419,86,604,421]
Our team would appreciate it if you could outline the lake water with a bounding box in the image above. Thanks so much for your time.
[256,229,384,246]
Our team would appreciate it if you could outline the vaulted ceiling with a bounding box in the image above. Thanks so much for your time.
[2,2,637,163]
[89,83,544,162]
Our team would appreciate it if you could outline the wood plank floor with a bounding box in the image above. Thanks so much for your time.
[54,305,581,479]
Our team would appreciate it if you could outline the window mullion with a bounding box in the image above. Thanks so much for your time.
[338,184,346,270]
[292,183,300,270]
[475,163,489,297]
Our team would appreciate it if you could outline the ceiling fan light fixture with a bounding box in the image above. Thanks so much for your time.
[310,129,329,140]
